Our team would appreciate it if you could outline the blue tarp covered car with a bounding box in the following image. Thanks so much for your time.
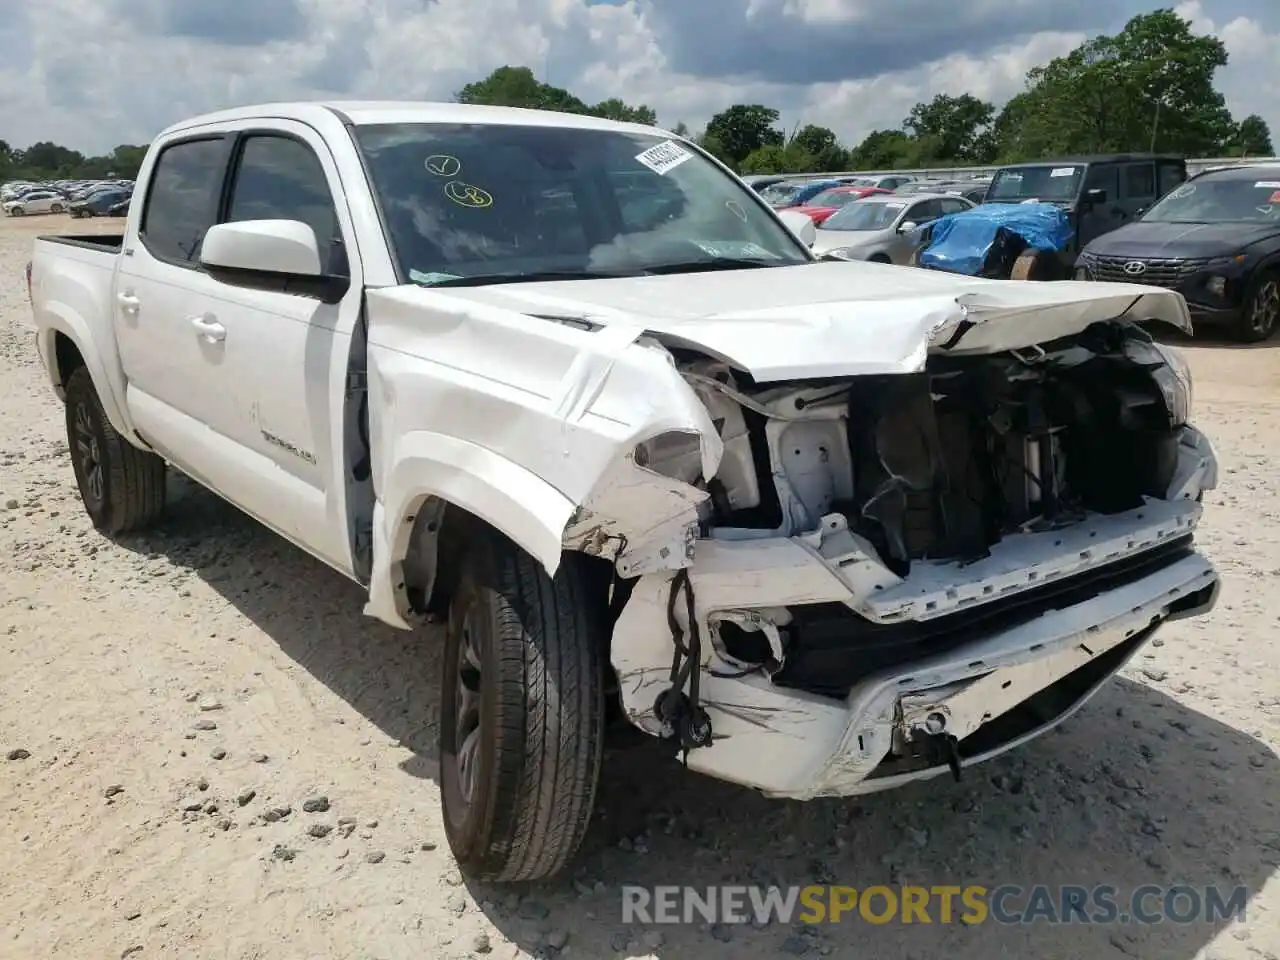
[915,202,1074,278]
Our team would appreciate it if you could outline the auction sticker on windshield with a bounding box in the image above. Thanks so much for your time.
[1254,181,1280,189]
[1050,167,1076,177]
[635,140,692,176]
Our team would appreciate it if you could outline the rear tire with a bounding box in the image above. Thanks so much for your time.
[1010,250,1057,281]
[64,367,166,534]
[50,203,63,213]
[440,536,606,882]
[1233,272,1280,343]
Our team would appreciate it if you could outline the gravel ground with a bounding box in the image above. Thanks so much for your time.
[0,214,1277,960]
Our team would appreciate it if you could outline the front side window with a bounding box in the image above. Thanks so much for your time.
[225,135,345,274]
[140,137,226,265]
[353,123,810,284]
[987,165,1083,202]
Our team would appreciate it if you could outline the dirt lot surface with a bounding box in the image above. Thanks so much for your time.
[0,213,1277,960]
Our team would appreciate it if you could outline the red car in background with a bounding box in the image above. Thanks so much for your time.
[785,185,893,224]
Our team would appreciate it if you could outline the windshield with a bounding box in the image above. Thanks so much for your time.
[807,189,858,209]
[820,200,907,231]
[1142,174,1280,223]
[353,123,810,284]
[986,165,1083,202]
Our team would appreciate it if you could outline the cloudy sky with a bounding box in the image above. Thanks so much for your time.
[1,0,1277,156]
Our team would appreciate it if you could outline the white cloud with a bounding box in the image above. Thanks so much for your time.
[0,0,1275,157]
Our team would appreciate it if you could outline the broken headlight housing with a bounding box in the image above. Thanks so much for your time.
[1128,339,1192,426]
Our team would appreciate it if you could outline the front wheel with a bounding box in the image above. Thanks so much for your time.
[50,203,63,213]
[9,207,22,217]
[1234,272,1280,343]
[440,538,606,882]
[64,367,166,534]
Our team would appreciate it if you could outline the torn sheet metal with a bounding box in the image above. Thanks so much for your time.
[432,261,1194,382]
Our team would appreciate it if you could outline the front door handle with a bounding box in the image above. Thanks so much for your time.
[117,291,140,312]
[190,314,226,342]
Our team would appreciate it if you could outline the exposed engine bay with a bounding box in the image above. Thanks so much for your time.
[643,321,1187,571]
[628,321,1199,726]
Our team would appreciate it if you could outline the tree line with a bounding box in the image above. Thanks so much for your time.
[4,9,1272,183]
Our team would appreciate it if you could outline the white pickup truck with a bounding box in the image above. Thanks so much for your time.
[28,101,1220,883]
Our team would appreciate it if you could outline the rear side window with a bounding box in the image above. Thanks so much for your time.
[140,138,226,266]
[1124,163,1156,201]
[1157,161,1186,197]
[225,135,346,275]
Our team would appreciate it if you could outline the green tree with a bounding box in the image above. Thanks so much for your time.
[902,94,996,162]
[455,65,589,113]
[990,9,1235,160]
[1231,115,1274,156]
[789,124,847,170]
[588,97,657,125]
[847,129,922,169]
[703,105,784,167]
[671,121,690,138]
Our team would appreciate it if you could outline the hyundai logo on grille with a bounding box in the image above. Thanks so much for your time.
[1123,261,1147,275]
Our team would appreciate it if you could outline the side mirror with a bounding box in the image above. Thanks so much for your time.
[898,221,918,234]
[1084,188,1108,204]
[1135,206,1148,217]
[777,208,817,248]
[201,219,349,303]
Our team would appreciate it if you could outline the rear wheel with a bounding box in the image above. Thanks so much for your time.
[1010,249,1058,281]
[50,202,63,213]
[440,536,606,882]
[1234,272,1280,343]
[64,367,166,534]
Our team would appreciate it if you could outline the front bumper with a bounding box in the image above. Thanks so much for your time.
[610,427,1219,800]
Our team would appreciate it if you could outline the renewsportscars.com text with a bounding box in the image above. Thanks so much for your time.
[621,884,1248,926]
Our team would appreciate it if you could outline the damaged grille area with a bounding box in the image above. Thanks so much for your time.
[838,351,1180,574]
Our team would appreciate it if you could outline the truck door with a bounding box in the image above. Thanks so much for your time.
[114,134,236,479]
[1078,163,1122,248]
[1120,160,1158,219]
[185,120,365,573]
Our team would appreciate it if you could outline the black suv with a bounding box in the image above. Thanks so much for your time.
[984,153,1188,270]
[1078,164,1280,342]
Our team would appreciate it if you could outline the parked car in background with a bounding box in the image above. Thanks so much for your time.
[105,197,131,217]
[841,174,916,190]
[27,99,1219,886]
[895,180,953,195]
[982,154,1187,271]
[741,174,791,193]
[759,178,843,209]
[4,190,67,216]
[70,189,131,218]
[813,193,975,261]
[786,185,892,224]
[942,180,991,205]
[1077,163,1280,342]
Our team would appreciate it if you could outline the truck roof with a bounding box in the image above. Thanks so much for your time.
[997,153,1186,169]
[158,100,673,142]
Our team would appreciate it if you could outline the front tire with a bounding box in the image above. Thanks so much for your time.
[50,203,63,213]
[440,537,606,882]
[64,367,166,534]
[1234,272,1280,343]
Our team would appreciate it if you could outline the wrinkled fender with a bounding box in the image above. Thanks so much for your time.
[362,431,579,629]
[35,305,142,447]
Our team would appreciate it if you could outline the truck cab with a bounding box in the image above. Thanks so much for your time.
[984,154,1188,265]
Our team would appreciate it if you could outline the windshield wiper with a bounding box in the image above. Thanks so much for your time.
[643,257,793,275]
[417,269,644,288]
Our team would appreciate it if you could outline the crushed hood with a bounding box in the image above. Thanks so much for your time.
[398,261,1192,382]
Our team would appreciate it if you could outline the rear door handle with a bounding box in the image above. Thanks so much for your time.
[117,291,139,311]
[190,314,226,342]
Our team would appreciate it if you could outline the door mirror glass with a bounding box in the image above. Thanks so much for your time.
[898,221,918,234]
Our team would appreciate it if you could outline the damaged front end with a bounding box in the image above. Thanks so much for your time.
[596,320,1219,798]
